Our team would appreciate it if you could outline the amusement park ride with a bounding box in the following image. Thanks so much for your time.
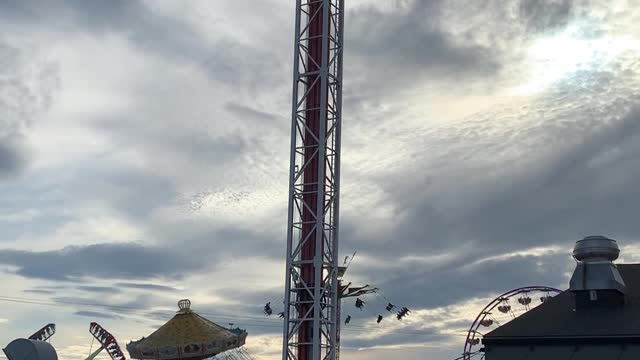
[2,322,126,360]
[271,253,406,359]
[87,322,126,360]
[280,0,347,359]
[461,286,561,360]
[127,299,249,360]
[2,301,251,360]
[28,323,56,342]
[278,2,562,360]
[278,1,419,359]
[276,0,426,358]
[3,324,58,360]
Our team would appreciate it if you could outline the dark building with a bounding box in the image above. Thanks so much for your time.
[482,236,640,359]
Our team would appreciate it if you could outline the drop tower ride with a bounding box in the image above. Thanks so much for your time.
[281,1,345,360]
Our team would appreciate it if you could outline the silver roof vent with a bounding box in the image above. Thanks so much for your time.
[569,236,626,306]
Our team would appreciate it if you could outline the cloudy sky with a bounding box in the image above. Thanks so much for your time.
[0,0,639,359]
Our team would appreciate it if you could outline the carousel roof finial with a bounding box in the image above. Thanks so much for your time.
[178,299,191,313]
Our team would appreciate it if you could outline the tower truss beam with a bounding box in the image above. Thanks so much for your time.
[282,1,345,360]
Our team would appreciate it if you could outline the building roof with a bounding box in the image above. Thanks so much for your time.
[483,264,640,344]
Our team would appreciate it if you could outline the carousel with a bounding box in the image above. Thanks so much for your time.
[127,299,249,360]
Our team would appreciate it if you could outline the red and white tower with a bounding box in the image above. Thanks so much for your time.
[282,1,345,360]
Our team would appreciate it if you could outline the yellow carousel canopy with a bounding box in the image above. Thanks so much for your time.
[127,300,247,360]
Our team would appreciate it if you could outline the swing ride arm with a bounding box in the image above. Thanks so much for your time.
[29,323,56,342]
[89,322,126,360]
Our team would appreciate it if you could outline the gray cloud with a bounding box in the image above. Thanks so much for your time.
[0,243,213,281]
[0,1,192,53]
[74,310,123,320]
[50,294,163,320]
[356,252,569,311]
[0,41,58,178]
[224,102,282,127]
[345,64,640,259]
[329,65,640,329]
[519,0,574,33]
[147,220,284,261]
[61,165,179,221]
[23,289,55,295]
[410,106,636,253]
[143,310,175,323]
[0,40,58,109]
[0,140,23,177]
[76,285,121,294]
[115,283,179,292]
[347,1,501,92]
[81,107,280,224]
[0,0,286,93]
[343,330,449,352]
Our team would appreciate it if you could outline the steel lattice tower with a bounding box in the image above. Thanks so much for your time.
[282,1,345,360]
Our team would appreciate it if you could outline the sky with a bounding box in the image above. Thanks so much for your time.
[0,0,639,359]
